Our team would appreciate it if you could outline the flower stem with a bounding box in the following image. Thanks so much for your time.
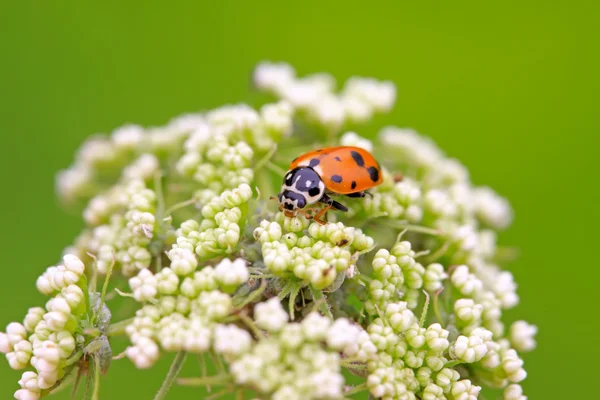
[177,374,232,387]
[106,317,135,337]
[239,313,265,340]
[63,350,83,367]
[309,285,333,319]
[154,351,188,400]
[92,355,101,400]
[419,290,430,328]
[345,382,368,396]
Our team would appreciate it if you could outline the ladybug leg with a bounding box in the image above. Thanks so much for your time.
[270,196,284,211]
[312,205,332,225]
[346,191,373,199]
[320,194,348,212]
[346,192,366,198]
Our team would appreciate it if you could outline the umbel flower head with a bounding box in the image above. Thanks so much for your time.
[0,61,535,400]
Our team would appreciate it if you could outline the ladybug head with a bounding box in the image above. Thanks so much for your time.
[278,167,325,216]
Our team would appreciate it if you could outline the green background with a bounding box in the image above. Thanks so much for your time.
[1,1,597,398]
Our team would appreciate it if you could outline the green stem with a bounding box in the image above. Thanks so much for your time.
[419,290,430,328]
[266,161,287,176]
[253,144,278,172]
[197,354,210,392]
[345,382,368,396]
[424,241,451,263]
[444,359,464,368]
[433,287,444,324]
[94,256,114,326]
[384,220,440,236]
[154,351,188,400]
[234,279,267,309]
[63,350,83,367]
[106,317,135,337]
[177,374,232,387]
[164,197,198,217]
[309,286,333,319]
[239,313,265,340]
[92,356,101,400]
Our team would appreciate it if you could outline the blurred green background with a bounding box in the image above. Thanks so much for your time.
[1,1,597,398]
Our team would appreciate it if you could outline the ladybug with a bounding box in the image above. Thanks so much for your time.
[274,146,383,224]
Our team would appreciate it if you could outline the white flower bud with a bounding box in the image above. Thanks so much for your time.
[310,369,344,399]
[129,269,158,302]
[254,298,288,332]
[301,312,331,342]
[425,323,450,353]
[452,328,492,363]
[340,131,373,152]
[504,384,527,400]
[123,154,159,181]
[23,308,45,333]
[14,389,41,400]
[182,318,212,353]
[385,302,416,333]
[168,247,198,276]
[1,323,27,354]
[451,379,481,400]
[126,336,159,369]
[424,263,447,292]
[454,298,483,324]
[230,354,264,386]
[509,321,537,352]
[253,220,283,243]
[214,258,249,292]
[422,383,444,400]
[7,340,32,370]
[502,349,527,383]
[193,291,232,320]
[254,62,295,93]
[213,324,252,358]
[451,265,483,297]
[62,254,85,275]
[474,187,513,230]
[436,368,459,392]
[16,371,41,400]
[155,267,179,295]
[326,318,361,351]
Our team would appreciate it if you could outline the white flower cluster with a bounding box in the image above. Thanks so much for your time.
[83,179,156,276]
[366,301,461,400]
[56,116,201,205]
[254,218,374,289]
[254,61,396,132]
[125,256,249,368]
[1,255,87,400]
[169,183,253,261]
[177,102,293,194]
[363,177,424,223]
[229,298,376,399]
[379,127,511,230]
[0,61,536,399]
[360,235,535,398]
[366,240,444,312]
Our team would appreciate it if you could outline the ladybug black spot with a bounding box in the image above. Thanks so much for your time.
[309,158,320,167]
[350,151,365,167]
[351,181,357,190]
[367,166,379,182]
[308,187,321,197]
[334,156,342,162]
[331,175,343,183]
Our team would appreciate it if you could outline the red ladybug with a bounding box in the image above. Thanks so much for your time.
[274,146,383,224]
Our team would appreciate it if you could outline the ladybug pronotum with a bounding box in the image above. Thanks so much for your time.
[274,146,383,224]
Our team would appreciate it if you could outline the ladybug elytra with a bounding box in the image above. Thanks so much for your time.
[274,146,383,224]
